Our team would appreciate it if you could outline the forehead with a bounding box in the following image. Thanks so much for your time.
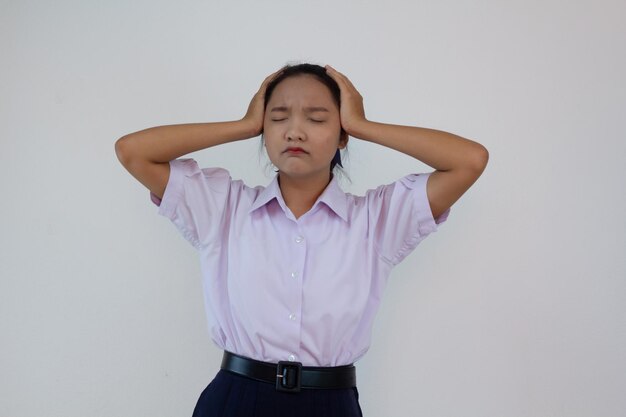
[268,75,335,105]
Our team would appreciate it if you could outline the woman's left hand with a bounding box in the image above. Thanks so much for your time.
[325,65,368,136]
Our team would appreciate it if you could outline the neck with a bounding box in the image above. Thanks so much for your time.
[277,172,332,218]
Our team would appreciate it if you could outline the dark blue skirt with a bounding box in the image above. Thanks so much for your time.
[192,369,363,417]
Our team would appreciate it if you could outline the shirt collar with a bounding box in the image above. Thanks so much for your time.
[249,173,348,222]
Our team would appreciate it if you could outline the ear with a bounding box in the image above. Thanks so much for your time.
[338,131,349,149]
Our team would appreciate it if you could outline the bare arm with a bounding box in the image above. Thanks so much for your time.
[349,121,488,219]
[115,120,258,164]
[325,65,488,219]
[114,69,283,199]
[115,120,257,199]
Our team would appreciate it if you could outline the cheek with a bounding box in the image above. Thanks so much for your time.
[263,137,281,156]
[263,121,282,137]
[321,125,343,144]
[324,120,342,137]
[262,121,279,139]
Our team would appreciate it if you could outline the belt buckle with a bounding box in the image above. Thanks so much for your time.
[276,361,302,392]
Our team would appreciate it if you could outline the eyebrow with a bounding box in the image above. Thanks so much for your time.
[270,106,330,113]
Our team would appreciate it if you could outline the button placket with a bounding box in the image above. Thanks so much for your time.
[286,230,305,364]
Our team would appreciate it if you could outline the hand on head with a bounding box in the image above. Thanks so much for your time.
[324,65,367,135]
[242,67,285,137]
[242,65,368,139]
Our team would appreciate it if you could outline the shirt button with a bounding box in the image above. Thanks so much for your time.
[288,354,296,362]
[288,313,297,321]
[295,236,304,243]
[291,272,298,278]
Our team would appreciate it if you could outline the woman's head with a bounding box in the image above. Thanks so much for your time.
[261,63,348,178]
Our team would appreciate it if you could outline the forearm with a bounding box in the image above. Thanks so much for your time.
[350,120,488,172]
[115,119,257,164]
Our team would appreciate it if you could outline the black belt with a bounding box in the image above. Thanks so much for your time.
[220,351,356,393]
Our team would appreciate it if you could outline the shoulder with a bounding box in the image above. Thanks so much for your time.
[170,158,269,205]
[171,158,231,180]
[346,173,447,225]
[328,174,425,221]
[360,173,430,201]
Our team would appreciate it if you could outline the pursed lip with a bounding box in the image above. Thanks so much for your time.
[284,147,308,154]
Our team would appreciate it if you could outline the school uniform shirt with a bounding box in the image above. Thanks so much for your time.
[150,158,450,367]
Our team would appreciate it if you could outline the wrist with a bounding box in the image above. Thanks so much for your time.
[239,117,263,139]
[346,119,372,140]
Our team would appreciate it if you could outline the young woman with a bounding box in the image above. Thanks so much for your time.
[115,63,488,416]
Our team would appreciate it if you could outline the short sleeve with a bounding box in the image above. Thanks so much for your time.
[367,172,450,266]
[149,158,232,250]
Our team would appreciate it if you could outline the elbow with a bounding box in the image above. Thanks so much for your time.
[114,135,134,167]
[469,143,489,174]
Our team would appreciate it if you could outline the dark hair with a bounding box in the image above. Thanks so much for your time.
[262,63,347,173]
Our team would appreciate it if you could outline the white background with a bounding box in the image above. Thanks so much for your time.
[2,0,625,416]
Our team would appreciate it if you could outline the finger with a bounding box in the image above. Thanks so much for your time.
[325,65,350,91]
[326,65,358,94]
[261,67,285,89]
[341,74,358,93]
[333,70,359,93]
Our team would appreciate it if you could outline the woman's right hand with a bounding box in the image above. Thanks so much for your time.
[241,68,284,137]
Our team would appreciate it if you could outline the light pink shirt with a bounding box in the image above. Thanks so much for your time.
[150,158,449,366]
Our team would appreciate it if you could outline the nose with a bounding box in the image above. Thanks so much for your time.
[286,120,306,142]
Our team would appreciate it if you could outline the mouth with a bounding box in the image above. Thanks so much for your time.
[284,147,308,154]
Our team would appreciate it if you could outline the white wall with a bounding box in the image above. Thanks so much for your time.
[2,1,625,416]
